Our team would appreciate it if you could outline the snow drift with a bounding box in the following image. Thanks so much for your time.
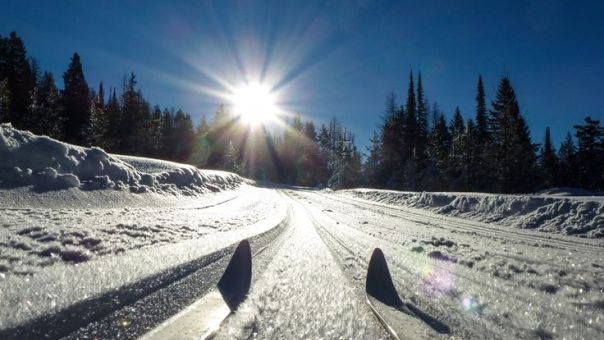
[0,123,241,194]
[344,189,604,238]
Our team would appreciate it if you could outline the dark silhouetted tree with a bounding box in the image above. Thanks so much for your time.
[538,127,558,188]
[62,52,90,144]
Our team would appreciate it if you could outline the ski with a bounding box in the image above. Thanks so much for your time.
[141,240,252,340]
[365,248,450,339]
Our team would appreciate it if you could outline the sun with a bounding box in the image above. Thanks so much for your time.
[230,83,278,126]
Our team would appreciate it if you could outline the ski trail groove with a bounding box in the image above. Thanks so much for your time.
[215,195,387,339]
[320,192,602,253]
[293,191,454,339]
[0,207,289,340]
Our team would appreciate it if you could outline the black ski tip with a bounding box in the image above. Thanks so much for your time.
[366,248,403,308]
[218,239,252,311]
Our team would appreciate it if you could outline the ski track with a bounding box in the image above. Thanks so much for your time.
[0,185,286,331]
[215,196,388,339]
[1,185,603,339]
[288,190,604,339]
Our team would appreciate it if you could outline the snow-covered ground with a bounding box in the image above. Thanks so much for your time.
[344,188,604,238]
[290,190,604,339]
[1,125,602,339]
[0,125,286,333]
[217,198,387,339]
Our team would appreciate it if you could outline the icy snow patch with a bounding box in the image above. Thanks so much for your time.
[0,123,241,194]
[344,189,604,238]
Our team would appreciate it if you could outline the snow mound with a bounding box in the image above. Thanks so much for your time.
[0,123,241,194]
[535,187,597,197]
[345,189,604,238]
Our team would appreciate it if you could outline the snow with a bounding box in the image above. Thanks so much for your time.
[344,189,604,238]
[0,125,285,332]
[1,124,603,338]
[0,123,242,195]
[0,186,286,330]
[216,198,387,339]
[292,190,604,339]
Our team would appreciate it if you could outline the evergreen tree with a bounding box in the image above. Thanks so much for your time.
[449,107,466,190]
[0,77,10,122]
[29,72,63,138]
[380,92,401,187]
[539,127,558,188]
[416,72,428,157]
[428,110,451,190]
[159,108,174,159]
[104,88,121,151]
[119,72,140,153]
[147,105,163,157]
[489,77,537,193]
[365,130,382,187]
[223,140,243,174]
[473,75,492,191]
[557,132,577,187]
[1,32,35,127]
[403,71,418,159]
[462,119,480,191]
[574,117,604,190]
[97,82,105,111]
[62,52,90,144]
[172,110,194,162]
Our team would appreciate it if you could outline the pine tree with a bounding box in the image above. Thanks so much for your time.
[105,88,121,151]
[539,127,558,188]
[223,140,243,174]
[403,71,418,161]
[381,92,401,187]
[30,72,63,138]
[62,52,90,144]
[462,119,480,191]
[0,78,10,122]
[489,77,537,193]
[97,82,105,110]
[557,132,577,187]
[159,108,174,159]
[416,72,428,157]
[574,117,604,190]
[365,130,382,187]
[449,107,466,190]
[148,105,163,157]
[428,110,452,190]
[474,74,492,191]
[172,110,194,162]
[1,32,35,127]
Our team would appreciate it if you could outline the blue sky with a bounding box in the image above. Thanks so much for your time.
[2,0,603,149]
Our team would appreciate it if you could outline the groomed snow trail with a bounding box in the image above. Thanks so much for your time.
[0,185,286,335]
[216,196,388,339]
[289,190,603,339]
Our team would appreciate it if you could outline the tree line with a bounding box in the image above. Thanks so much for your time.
[0,31,361,187]
[364,72,603,193]
[0,32,195,161]
[1,31,602,192]
[188,106,361,187]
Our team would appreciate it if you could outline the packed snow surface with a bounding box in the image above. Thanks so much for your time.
[291,190,604,339]
[216,198,387,339]
[344,188,604,238]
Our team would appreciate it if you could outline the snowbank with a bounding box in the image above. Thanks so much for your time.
[343,189,604,238]
[0,123,241,194]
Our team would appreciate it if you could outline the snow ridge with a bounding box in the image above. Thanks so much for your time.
[0,123,241,194]
[345,189,604,238]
